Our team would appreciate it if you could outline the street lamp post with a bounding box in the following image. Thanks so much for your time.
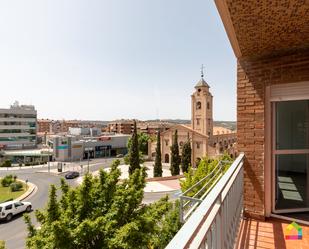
[48,154,50,173]
[87,151,90,173]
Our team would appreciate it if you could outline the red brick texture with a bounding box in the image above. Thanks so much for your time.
[237,48,309,219]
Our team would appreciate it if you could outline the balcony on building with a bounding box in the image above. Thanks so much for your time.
[166,1,309,248]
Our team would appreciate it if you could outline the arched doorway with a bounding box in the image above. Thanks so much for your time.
[165,154,169,163]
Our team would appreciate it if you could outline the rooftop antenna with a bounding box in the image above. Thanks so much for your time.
[200,64,205,78]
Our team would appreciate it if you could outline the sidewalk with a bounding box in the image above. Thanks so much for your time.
[144,179,180,192]
[36,162,82,175]
[15,180,37,201]
[76,164,181,193]
[0,162,58,171]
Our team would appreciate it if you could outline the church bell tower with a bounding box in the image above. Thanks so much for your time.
[191,65,213,140]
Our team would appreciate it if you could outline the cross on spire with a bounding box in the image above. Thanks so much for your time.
[200,64,205,78]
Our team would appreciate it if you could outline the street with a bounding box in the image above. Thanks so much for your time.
[0,158,178,249]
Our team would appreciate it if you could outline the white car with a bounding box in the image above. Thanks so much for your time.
[0,200,32,221]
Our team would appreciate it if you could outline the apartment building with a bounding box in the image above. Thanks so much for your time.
[138,122,172,136]
[0,103,37,150]
[37,119,52,133]
[108,120,134,134]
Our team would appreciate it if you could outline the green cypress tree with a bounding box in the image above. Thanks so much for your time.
[129,120,140,175]
[153,130,163,177]
[181,133,191,173]
[170,130,180,176]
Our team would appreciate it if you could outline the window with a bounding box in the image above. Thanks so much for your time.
[196,118,200,125]
[14,202,23,208]
[28,122,36,128]
[207,102,210,109]
[196,142,200,149]
[179,141,184,147]
[165,140,169,146]
[196,101,201,110]
[5,204,12,210]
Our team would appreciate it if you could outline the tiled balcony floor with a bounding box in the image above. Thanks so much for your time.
[235,217,309,249]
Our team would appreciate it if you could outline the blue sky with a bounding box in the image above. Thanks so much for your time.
[0,0,236,121]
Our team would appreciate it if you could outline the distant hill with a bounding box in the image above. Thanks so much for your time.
[213,121,237,131]
[145,119,236,131]
[144,119,191,124]
[42,119,236,131]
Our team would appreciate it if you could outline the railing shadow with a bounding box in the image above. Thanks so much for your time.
[235,217,287,249]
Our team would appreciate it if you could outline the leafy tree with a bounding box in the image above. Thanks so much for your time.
[46,185,60,223]
[1,174,16,187]
[127,133,150,155]
[153,130,162,177]
[24,159,182,249]
[0,240,5,249]
[129,120,140,175]
[181,134,191,173]
[170,130,181,176]
[124,151,144,166]
[180,153,233,197]
[0,159,11,168]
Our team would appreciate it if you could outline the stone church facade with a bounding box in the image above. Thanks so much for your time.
[148,75,237,167]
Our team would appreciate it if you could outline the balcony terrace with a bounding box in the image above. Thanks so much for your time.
[166,153,309,249]
[236,217,309,249]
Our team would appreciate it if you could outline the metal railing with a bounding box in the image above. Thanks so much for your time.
[166,153,245,249]
[180,160,232,223]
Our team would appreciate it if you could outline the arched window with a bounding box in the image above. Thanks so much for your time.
[196,101,201,110]
[165,154,170,163]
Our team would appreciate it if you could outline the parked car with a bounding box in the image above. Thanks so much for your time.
[65,171,80,179]
[116,154,124,158]
[0,200,32,221]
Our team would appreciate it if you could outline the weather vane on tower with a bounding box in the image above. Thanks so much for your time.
[200,64,205,78]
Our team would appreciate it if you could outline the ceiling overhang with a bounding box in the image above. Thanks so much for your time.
[215,0,309,59]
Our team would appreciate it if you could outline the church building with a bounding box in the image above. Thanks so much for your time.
[148,70,236,167]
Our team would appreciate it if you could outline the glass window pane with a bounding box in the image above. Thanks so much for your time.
[275,154,309,210]
[276,100,309,150]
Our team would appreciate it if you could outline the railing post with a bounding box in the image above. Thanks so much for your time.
[180,197,184,223]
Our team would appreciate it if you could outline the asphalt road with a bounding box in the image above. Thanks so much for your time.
[0,172,60,249]
[0,158,178,249]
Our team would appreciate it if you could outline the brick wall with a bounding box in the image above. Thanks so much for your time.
[237,48,309,219]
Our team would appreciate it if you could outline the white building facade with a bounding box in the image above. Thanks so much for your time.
[0,103,37,150]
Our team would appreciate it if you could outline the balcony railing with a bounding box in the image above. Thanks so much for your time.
[180,160,231,223]
[166,153,245,249]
